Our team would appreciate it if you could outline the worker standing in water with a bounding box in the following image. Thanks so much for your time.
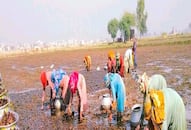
[62,71,88,122]
[107,50,116,73]
[40,70,54,110]
[83,55,91,71]
[103,73,126,122]
[115,52,124,77]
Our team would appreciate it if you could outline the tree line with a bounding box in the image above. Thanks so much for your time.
[107,0,147,42]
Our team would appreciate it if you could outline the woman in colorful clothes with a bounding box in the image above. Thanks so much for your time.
[138,73,186,130]
[40,68,68,110]
[64,71,88,121]
[107,50,116,73]
[40,70,54,110]
[115,52,124,77]
[103,73,126,122]
[50,69,68,97]
[83,55,92,71]
[49,68,70,113]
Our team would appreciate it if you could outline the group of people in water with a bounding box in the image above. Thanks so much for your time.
[40,60,128,124]
[39,38,137,123]
[40,69,88,121]
[40,37,187,130]
[107,38,137,77]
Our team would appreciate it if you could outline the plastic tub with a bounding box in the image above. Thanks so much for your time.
[101,94,111,110]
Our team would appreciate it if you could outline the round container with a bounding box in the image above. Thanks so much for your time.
[54,98,61,110]
[101,94,111,110]
[96,67,100,71]
[130,104,143,127]
[104,65,108,71]
[0,98,10,117]
[0,110,19,130]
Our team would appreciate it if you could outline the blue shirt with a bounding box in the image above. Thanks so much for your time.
[109,73,126,112]
[51,69,66,95]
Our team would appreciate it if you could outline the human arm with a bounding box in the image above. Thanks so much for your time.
[67,93,73,115]
[88,56,91,65]
[77,74,88,120]
[47,74,56,99]
[77,75,87,111]
[110,82,117,110]
[61,76,69,100]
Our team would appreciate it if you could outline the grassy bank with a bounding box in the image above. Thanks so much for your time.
[0,33,191,58]
[104,33,191,49]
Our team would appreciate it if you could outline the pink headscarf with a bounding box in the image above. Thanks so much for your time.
[69,71,79,94]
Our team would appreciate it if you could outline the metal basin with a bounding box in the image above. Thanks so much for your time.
[130,104,143,127]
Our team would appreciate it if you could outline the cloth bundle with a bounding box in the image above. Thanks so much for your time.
[144,89,165,124]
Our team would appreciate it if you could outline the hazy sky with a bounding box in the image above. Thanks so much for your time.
[0,0,191,43]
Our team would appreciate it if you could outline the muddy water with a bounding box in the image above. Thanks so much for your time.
[1,44,191,129]
[8,81,128,129]
[7,68,140,129]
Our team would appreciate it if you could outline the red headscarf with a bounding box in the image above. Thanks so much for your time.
[69,71,79,94]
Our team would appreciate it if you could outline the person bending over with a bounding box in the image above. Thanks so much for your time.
[104,73,126,122]
[63,71,88,121]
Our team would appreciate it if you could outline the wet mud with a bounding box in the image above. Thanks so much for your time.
[0,44,191,129]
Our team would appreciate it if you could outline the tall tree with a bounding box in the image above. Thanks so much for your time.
[119,12,135,42]
[107,18,119,42]
[136,0,147,37]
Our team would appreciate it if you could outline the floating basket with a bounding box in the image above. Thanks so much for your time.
[0,110,19,130]
[0,98,10,117]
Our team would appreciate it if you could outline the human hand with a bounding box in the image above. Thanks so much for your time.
[67,107,72,116]
[111,101,117,110]
[79,112,84,122]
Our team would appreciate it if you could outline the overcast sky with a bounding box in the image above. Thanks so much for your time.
[0,0,191,43]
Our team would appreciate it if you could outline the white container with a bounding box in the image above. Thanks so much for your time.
[54,98,61,110]
[96,66,100,71]
[101,94,111,110]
